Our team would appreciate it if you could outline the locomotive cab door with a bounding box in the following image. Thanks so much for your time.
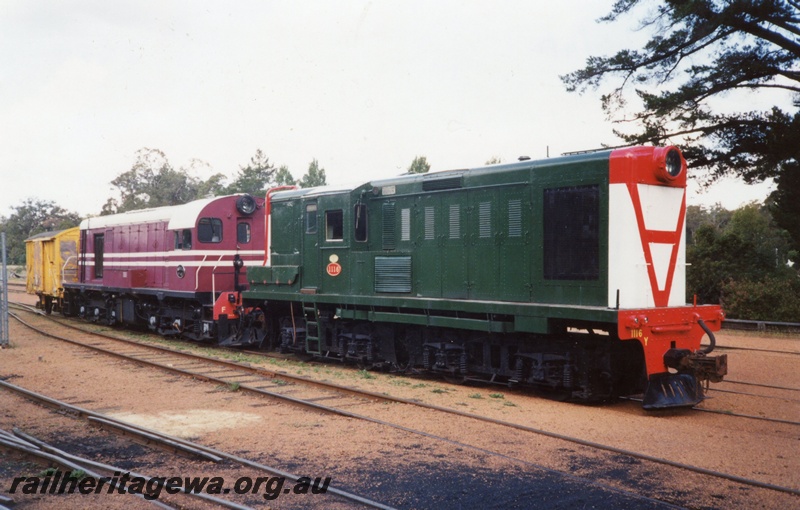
[467,189,499,300]
[302,201,320,291]
[415,194,443,298]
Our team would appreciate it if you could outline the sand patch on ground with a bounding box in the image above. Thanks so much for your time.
[107,409,262,438]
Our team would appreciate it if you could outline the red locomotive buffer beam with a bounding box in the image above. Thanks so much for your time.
[618,305,727,409]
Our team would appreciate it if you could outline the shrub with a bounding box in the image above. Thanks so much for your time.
[722,275,800,321]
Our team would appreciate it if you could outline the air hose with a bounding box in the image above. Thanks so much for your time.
[698,319,715,354]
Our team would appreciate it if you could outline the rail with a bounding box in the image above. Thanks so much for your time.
[0,379,396,510]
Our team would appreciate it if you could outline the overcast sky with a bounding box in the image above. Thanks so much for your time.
[1,1,776,218]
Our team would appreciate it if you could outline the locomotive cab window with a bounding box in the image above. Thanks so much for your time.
[237,222,251,244]
[354,204,368,242]
[198,218,223,243]
[174,229,192,250]
[325,209,343,241]
[543,185,599,280]
[305,204,318,234]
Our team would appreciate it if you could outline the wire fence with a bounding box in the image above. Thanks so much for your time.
[722,318,800,335]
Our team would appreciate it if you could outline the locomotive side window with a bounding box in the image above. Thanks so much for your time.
[354,204,368,242]
[93,233,104,278]
[174,229,192,250]
[198,218,223,243]
[325,210,343,241]
[237,222,251,244]
[305,204,318,234]
[543,185,599,281]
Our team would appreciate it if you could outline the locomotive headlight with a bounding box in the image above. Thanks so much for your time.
[654,146,685,183]
[665,149,682,177]
[236,194,257,215]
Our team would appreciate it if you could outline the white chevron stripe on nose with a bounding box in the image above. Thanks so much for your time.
[638,184,684,232]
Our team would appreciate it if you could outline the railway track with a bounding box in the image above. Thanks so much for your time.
[12,301,799,427]
[6,303,800,508]
[19,300,800,426]
[3,281,26,294]
[714,343,800,356]
[722,379,800,392]
[0,378,393,510]
[1,424,246,509]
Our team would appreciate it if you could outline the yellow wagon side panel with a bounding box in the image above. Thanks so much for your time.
[25,240,43,295]
[42,239,57,297]
[24,227,80,307]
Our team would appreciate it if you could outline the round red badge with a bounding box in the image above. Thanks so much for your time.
[326,262,342,276]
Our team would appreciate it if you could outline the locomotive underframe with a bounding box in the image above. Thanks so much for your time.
[61,286,265,347]
[261,300,646,403]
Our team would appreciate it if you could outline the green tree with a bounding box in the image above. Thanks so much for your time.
[185,158,227,198]
[563,1,800,247]
[769,162,800,250]
[225,149,277,196]
[298,159,327,188]
[721,275,800,321]
[196,173,228,199]
[686,204,732,245]
[408,156,430,174]
[0,198,81,264]
[102,148,224,214]
[687,202,797,318]
[726,203,792,263]
[102,148,189,214]
[274,165,296,187]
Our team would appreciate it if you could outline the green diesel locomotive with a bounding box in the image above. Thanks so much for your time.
[239,146,727,409]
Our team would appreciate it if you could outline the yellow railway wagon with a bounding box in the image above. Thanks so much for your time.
[25,227,79,313]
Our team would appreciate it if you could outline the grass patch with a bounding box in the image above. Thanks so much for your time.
[38,467,59,477]
[488,393,505,399]
[357,369,375,380]
[468,393,483,399]
[431,388,447,394]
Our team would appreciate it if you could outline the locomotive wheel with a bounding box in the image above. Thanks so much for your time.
[245,312,269,349]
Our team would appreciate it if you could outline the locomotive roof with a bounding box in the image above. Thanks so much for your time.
[79,195,237,230]
[270,182,364,200]
[270,150,614,201]
[371,149,614,188]
[24,226,79,242]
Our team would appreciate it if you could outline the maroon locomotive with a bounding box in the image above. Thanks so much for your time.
[62,194,268,346]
